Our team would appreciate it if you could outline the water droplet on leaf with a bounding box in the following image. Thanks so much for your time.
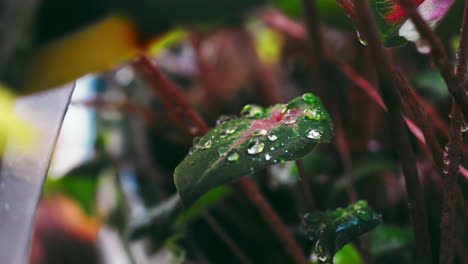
[306,129,322,140]
[200,139,212,149]
[283,114,297,124]
[227,152,240,161]
[247,140,265,155]
[241,104,265,118]
[304,108,325,120]
[268,133,278,141]
[265,154,272,161]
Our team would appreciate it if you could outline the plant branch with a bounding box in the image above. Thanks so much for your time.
[353,1,433,263]
[132,56,210,136]
[238,177,309,264]
[134,54,309,264]
[395,0,468,118]
[440,2,468,263]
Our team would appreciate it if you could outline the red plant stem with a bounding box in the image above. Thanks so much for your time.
[300,0,325,92]
[190,33,222,119]
[395,0,468,119]
[300,0,358,203]
[353,1,433,263]
[203,213,253,264]
[135,54,309,264]
[74,98,157,124]
[238,177,309,264]
[133,56,210,136]
[439,102,462,264]
[295,159,316,210]
[440,2,468,263]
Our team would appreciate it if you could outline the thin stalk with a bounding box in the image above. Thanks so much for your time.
[238,177,309,264]
[295,159,316,210]
[203,213,253,264]
[133,56,210,136]
[439,102,461,264]
[353,1,433,263]
[134,55,309,264]
[395,0,468,118]
[440,2,468,263]
[300,0,325,92]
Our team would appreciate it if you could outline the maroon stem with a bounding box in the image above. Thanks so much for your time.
[353,1,433,263]
[300,0,325,92]
[135,54,309,264]
[203,213,253,264]
[238,177,309,264]
[295,159,316,210]
[133,56,210,136]
[395,0,468,119]
[300,0,358,203]
[440,2,468,263]
[439,102,462,264]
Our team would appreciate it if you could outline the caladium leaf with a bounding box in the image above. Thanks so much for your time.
[302,201,382,263]
[368,0,455,47]
[174,93,334,205]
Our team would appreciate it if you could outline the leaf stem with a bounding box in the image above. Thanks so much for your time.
[132,56,210,136]
[439,2,468,263]
[395,0,468,118]
[134,54,309,264]
[238,177,309,264]
[295,159,316,210]
[352,1,433,263]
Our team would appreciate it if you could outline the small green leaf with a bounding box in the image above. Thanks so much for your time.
[333,244,363,264]
[174,93,334,204]
[302,201,382,263]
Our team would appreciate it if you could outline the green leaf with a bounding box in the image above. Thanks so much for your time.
[368,225,414,255]
[302,201,382,263]
[174,93,334,204]
[333,244,363,264]
[369,0,409,47]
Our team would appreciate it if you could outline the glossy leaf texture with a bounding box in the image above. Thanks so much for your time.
[302,201,382,263]
[174,93,334,205]
[369,0,455,46]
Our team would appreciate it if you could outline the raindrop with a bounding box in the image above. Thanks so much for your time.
[226,127,237,134]
[302,93,316,104]
[416,39,431,54]
[218,146,229,156]
[227,152,240,161]
[304,108,325,120]
[306,129,322,140]
[241,104,265,118]
[356,209,371,221]
[252,129,268,136]
[247,140,265,155]
[355,30,368,46]
[193,137,201,146]
[283,114,297,124]
[268,133,278,141]
[200,139,212,149]
[270,147,275,151]
[462,120,468,132]
[216,115,235,126]
[265,154,272,161]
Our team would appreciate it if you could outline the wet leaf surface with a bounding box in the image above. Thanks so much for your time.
[174,93,334,204]
[302,201,382,263]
